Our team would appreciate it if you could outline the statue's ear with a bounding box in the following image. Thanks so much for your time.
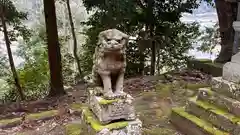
[97,31,105,46]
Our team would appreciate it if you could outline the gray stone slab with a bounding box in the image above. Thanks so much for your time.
[81,107,142,135]
[211,77,240,100]
[231,52,240,64]
[197,88,240,117]
[88,89,136,124]
[222,62,240,83]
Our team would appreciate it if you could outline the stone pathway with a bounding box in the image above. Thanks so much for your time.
[0,69,211,135]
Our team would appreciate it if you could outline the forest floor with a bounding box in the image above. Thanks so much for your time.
[0,68,212,135]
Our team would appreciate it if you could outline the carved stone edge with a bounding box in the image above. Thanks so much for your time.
[211,77,240,100]
[81,106,142,135]
[88,91,136,124]
[87,87,128,100]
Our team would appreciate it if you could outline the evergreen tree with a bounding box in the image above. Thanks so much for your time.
[43,0,65,96]
[0,0,30,100]
[81,0,201,76]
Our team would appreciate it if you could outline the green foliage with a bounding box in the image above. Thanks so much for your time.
[0,0,31,41]
[198,23,220,55]
[1,23,77,102]
[81,0,201,75]
[0,0,32,101]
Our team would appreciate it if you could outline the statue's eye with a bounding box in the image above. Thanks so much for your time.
[107,39,111,42]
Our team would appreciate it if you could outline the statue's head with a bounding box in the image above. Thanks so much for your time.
[97,29,129,52]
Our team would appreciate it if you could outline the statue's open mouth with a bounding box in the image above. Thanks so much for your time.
[104,45,123,51]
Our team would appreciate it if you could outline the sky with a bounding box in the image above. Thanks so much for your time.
[0,1,219,66]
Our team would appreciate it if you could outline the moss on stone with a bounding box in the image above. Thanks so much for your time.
[206,62,223,68]
[155,84,172,98]
[98,98,119,105]
[26,110,58,120]
[185,83,210,91]
[200,88,214,95]
[82,107,128,132]
[172,107,229,135]
[198,59,212,63]
[70,103,83,112]
[0,117,21,125]
[189,97,240,124]
[65,123,81,135]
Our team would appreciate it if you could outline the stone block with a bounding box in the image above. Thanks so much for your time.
[197,88,240,117]
[187,59,223,77]
[231,52,240,64]
[81,107,142,135]
[223,62,240,83]
[211,77,240,100]
[233,21,240,32]
[186,97,240,134]
[88,89,136,124]
[171,107,229,135]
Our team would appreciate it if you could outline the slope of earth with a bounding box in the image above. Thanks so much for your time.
[0,68,211,135]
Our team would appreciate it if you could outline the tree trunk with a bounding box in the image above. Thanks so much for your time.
[139,50,145,76]
[43,0,65,97]
[0,5,25,100]
[150,24,156,75]
[66,0,83,81]
[147,0,155,75]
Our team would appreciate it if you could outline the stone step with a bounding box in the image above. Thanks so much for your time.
[187,59,223,77]
[186,97,240,134]
[81,106,142,135]
[171,107,229,135]
[197,87,240,117]
[211,77,240,100]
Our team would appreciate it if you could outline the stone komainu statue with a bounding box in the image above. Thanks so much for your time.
[215,0,238,63]
[91,29,129,99]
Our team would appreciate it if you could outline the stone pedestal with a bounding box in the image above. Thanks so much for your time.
[81,87,142,135]
[222,52,240,83]
[88,89,136,124]
[81,107,142,135]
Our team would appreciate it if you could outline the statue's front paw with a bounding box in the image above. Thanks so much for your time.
[114,91,127,98]
[103,91,115,100]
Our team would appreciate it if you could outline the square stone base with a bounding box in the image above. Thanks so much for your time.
[223,62,240,83]
[211,77,240,100]
[81,107,142,135]
[88,89,136,124]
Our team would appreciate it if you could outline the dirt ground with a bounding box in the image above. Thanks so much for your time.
[0,69,211,135]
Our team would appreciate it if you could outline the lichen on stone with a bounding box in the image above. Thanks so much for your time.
[155,84,172,98]
[0,117,21,125]
[70,103,84,112]
[185,83,210,91]
[189,97,240,124]
[172,107,229,135]
[82,107,128,132]
[98,98,119,105]
[26,110,58,120]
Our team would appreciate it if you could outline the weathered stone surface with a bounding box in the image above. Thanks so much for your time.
[187,59,223,77]
[171,107,229,135]
[81,107,142,135]
[0,110,58,129]
[198,88,240,117]
[211,77,240,100]
[222,62,240,83]
[91,29,129,99]
[88,89,136,124]
[186,97,240,134]
[233,21,240,32]
[231,52,240,64]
